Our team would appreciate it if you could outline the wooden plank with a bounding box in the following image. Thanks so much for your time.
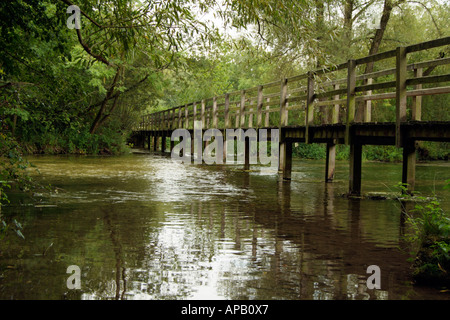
[314,98,347,107]
[407,86,450,97]
[286,95,307,103]
[264,80,285,88]
[355,80,396,93]
[263,92,281,100]
[409,57,450,70]
[355,49,396,66]
[286,73,308,82]
[315,88,347,99]
[286,104,305,111]
[406,36,450,53]
[406,74,450,86]
[357,86,450,101]
[312,61,348,74]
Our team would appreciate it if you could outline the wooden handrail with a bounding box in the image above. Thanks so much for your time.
[136,37,450,147]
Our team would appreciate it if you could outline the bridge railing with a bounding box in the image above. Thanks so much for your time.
[138,37,450,147]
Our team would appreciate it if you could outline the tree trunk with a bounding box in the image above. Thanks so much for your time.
[90,67,121,134]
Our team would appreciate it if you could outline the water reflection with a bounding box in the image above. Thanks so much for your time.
[0,155,448,299]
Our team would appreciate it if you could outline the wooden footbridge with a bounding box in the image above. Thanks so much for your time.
[131,37,450,196]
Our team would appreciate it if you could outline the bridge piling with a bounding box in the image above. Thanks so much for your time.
[402,140,417,194]
[281,140,293,180]
[325,142,336,182]
[349,142,363,196]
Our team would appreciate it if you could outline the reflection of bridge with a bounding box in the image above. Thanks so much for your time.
[132,37,450,195]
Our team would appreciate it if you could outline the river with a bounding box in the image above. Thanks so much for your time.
[0,152,449,300]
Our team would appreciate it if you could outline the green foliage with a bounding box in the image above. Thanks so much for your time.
[363,145,403,162]
[399,181,450,285]
[292,143,326,160]
[0,133,35,196]
[0,132,38,240]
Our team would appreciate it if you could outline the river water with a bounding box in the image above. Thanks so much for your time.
[0,152,449,300]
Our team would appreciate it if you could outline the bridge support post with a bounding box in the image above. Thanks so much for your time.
[325,141,336,182]
[153,135,158,152]
[191,136,195,162]
[282,140,292,180]
[161,135,166,153]
[148,134,151,150]
[278,142,285,172]
[402,140,416,194]
[244,137,250,170]
[170,138,175,154]
[349,141,362,196]
[139,134,145,148]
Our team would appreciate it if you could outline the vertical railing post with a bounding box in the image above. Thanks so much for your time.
[279,78,288,129]
[224,93,230,129]
[257,85,263,128]
[201,99,206,126]
[177,106,181,128]
[212,97,218,128]
[332,84,340,124]
[396,46,407,148]
[156,112,159,130]
[193,102,197,125]
[412,67,422,121]
[172,108,177,129]
[265,98,270,127]
[185,104,189,128]
[240,90,246,127]
[346,60,356,145]
[162,110,167,130]
[305,72,315,143]
[248,100,254,128]
[364,78,372,122]
[223,94,230,163]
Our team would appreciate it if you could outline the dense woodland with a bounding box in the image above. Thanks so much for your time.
[0,0,449,170]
